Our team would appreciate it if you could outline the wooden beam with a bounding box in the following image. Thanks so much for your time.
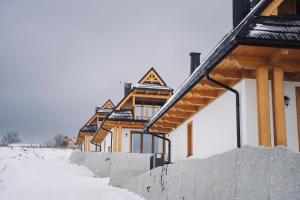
[272,67,287,146]
[156,121,177,128]
[118,126,123,152]
[150,126,172,133]
[132,93,171,99]
[175,104,199,112]
[261,0,284,16]
[211,69,243,79]
[256,66,272,147]
[113,126,118,152]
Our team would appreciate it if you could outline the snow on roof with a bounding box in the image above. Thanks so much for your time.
[109,110,133,120]
[134,83,173,91]
[97,108,113,113]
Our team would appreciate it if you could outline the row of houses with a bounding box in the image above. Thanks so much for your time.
[76,0,300,163]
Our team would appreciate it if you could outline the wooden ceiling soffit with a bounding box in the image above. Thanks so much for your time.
[150,126,172,133]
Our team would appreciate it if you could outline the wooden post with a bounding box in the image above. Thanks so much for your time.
[256,66,272,147]
[272,67,287,146]
[113,126,118,152]
[118,126,123,152]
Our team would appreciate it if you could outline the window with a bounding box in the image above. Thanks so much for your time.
[143,134,152,153]
[187,121,193,157]
[130,132,164,154]
[131,132,141,153]
[135,104,161,120]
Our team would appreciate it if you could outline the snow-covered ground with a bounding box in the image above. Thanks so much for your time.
[0,147,143,200]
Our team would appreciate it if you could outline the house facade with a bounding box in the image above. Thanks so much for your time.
[75,99,115,151]
[91,68,173,154]
[143,0,300,162]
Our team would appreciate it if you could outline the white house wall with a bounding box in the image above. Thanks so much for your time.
[244,79,300,152]
[168,79,300,162]
[121,128,131,153]
[168,81,247,162]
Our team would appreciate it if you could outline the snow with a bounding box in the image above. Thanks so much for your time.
[0,147,144,200]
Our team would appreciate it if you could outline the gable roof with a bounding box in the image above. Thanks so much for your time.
[144,0,300,132]
[138,67,167,86]
[115,67,172,110]
[101,99,115,109]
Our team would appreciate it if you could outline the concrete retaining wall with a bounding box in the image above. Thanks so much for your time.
[124,146,300,200]
[69,151,151,186]
[110,153,151,187]
[70,151,111,177]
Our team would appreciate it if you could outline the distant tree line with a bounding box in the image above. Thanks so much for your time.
[0,131,22,146]
[0,131,72,148]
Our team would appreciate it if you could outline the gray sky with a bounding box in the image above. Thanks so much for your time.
[0,0,232,143]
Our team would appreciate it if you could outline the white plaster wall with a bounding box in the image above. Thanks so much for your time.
[169,81,247,162]
[121,128,131,153]
[284,82,300,152]
[244,80,300,152]
[169,79,300,162]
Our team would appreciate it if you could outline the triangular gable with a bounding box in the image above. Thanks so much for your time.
[101,99,115,109]
[138,68,166,86]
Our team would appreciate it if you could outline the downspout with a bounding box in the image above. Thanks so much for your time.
[144,127,171,164]
[206,73,241,148]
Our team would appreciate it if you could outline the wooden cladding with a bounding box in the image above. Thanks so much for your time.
[187,121,193,157]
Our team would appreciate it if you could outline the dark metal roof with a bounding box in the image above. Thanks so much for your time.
[239,15,300,42]
[144,0,300,132]
[80,125,97,132]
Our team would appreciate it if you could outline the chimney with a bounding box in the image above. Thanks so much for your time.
[189,52,201,74]
[233,0,250,28]
[95,106,100,113]
[124,82,132,96]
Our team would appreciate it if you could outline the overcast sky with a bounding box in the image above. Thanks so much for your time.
[0,0,232,143]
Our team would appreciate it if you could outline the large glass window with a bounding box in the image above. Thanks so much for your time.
[143,134,152,153]
[131,132,164,154]
[153,135,164,154]
[131,133,141,153]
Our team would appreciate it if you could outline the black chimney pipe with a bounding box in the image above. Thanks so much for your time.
[233,0,250,28]
[124,83,132,96]
[189,52,201,75]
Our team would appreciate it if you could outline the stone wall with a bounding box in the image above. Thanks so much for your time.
[124,146,300,200]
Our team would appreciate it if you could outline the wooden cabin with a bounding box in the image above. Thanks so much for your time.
[143,0,300,162]
[75,99,115,151]
[92,68,173,154]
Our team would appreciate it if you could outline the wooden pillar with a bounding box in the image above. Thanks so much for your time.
[132,97,136,119]
[272,67,287,146]
[118,126,123,152]
[256,66,272,147]
[113,126,118,152]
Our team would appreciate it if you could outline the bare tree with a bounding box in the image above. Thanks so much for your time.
[44,139,54,148]
[1,131,22,146]
[53,134,68,148]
